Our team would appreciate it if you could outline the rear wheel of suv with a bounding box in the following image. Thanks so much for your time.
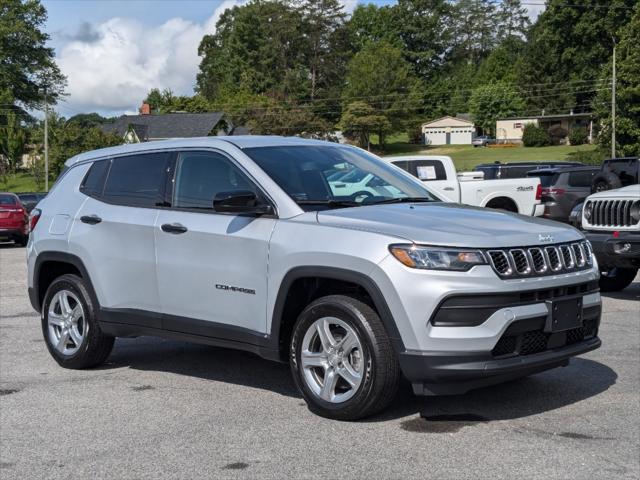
[290,295,399,421]
[41,274,115,369]
[599,267,638,292]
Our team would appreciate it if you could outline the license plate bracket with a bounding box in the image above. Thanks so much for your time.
[545,298,582,333]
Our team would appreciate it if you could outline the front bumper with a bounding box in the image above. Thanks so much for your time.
[585,230,640,269]
[402,336,600,395]
[400,283,601,395]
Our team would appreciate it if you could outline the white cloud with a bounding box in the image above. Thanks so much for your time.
[56,0,242,116]
[526,4,546,20]
[53,0,384,116]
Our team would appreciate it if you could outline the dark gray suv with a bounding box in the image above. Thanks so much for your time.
[527,166,600,223]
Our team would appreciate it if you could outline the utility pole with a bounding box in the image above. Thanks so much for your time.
[44,85,49,192]
[611,39,616,159]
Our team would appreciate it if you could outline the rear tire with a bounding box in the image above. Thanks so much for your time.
[290,295,399,421]
[599,267,637,292]
[41,274,115,369]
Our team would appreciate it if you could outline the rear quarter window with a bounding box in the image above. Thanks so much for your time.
[80,159,111,197]
[568,171,596,187]
[533,173,558,187]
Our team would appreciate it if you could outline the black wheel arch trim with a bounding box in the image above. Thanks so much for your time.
[269,266,405,357]
[31,251,100,314]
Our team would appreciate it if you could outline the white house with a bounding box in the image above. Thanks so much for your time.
[421,116,476,146]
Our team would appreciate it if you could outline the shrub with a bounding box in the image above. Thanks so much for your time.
[522,123,551,147]
[566,147,607,166]
[547,125,568,145]
[568,127,589,146]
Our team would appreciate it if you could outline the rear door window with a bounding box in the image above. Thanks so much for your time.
[102,152,172,207]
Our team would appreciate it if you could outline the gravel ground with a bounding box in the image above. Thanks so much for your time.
[1,244,639,479]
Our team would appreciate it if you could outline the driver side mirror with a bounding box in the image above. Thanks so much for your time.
[213,190,274,215]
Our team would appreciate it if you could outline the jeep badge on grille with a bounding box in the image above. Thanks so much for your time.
[539,234,554,243]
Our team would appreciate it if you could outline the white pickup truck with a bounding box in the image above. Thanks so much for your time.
[384,155,544,216]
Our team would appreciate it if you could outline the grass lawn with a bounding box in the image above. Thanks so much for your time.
[380,142,598,171]
[0,172,41,193]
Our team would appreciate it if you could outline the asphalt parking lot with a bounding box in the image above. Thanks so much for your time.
[1,244,639,479]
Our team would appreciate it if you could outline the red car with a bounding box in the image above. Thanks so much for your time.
[0,192,29,246]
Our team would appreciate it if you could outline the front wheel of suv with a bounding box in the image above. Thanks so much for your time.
[290,295,399,421]
[41,274,115,369]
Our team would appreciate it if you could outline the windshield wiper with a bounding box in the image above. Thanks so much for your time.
[295,200,361,208]
[368,197,435,205]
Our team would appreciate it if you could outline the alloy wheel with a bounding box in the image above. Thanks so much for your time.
[47,290,87,356]
[300,317,364,403]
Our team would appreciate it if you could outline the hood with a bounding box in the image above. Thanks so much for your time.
[588,184,640,200]
[317,202,582,248]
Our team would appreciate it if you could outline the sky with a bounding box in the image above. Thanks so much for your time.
[41,0,544,118]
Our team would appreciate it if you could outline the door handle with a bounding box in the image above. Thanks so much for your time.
[161,223,188,234]
[80,215,102,225]
[443,187,455,191]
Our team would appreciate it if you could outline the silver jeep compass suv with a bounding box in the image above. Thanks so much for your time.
[27,136,601,420]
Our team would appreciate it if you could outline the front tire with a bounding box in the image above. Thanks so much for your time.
[599,267,638,292]
[290,295,399,420]
[41,274,115,369]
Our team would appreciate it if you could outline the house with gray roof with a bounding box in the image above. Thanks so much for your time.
[101,103,247,142]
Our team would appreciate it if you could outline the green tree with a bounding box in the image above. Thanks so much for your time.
[476,37,527,85]
[520,0,635,112]
[594,3,640,156]
[0,110,26,173]
[197,1,305,100]
[342,41,423,146]
[347,4,401,51]
[469,81,525,135]
[450,0,498,67]
[495,0,530,42]
[394,0,454,80]
[34,118,121,176]
[299,0,348,100]
[339,101,391,150]
[67,113,111,128]
[0,0,65,108]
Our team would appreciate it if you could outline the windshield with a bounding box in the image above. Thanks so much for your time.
[0,194,18,206]
[244,145,440,210]
[528,172,557,187]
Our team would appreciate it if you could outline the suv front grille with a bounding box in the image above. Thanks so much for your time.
[587,199,640,227]
[486,241,592,278]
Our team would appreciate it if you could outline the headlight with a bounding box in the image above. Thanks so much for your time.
[584,201,593,220]
[389,244,487,271]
